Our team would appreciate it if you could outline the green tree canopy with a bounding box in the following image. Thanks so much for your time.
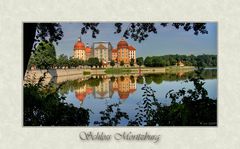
[136,57,144,67]
[57,54,68,68]
[120,60,124,67]
[28,41,56,69]
[24,23,209,76]
[88,57,99,68]
[130,58,134,67]
[110,60,115,68]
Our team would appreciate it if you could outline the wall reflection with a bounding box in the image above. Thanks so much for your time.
[58,69,217,104]
[73,75,138,103]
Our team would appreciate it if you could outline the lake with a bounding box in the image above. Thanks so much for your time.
[58,69,217,126]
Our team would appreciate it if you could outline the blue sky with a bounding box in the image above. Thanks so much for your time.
[55,23,217,58]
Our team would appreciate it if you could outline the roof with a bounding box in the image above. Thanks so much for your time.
[86,87,93,94]
[75,92,86,102]
[117,38,128,49]
[74,38,85,50]
[128,45,136,51]
[112,48,117,53]
[118,92,129,99]
[85,46,91,53]
[129,88,136,93]
[96,43,107,49]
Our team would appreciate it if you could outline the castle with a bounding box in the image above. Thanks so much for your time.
[73,37,136,66]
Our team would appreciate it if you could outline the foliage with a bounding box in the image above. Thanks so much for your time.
[83,71,91,75]
[136,57,144,67]
[143,55,217,67]
[87,57,99,68]
[28,41,56,69]
[24,73,90,126]
[94,103,129,126]
[130,58,134,67]
[110,76,116,82]
[113,23,207,42]
[34,23,64,44]
[94,68,217,126]
[110,60,115,68]
[24,68,217,126]
[80,23,100,38]
[24,22,209,76]
[24,23,64,76]
[56,54,68,68]
[68,56,81,68]
[128,84,157,126]
[136,68,216,126]
[144,56,152,67]
[120,60,124,67]
[105,68,132,74]
[98,61,103,68]
[136,76,144,84]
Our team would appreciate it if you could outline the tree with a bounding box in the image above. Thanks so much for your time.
[68,56,74,68]
[28,41,56,69]
[136,57,144,67]
[120,60,124,67]
[110,60,115,68]
[87,58,94,68]
[98,61,103,68]
[57,54,68,68]
[24,23,209,76]
[24,23,63,76]
[130,58,134,67]
[144,56,152,67]
[88,57,99,68]
[24,79,90,126]
[68,56,80,68]
[94,58,100,68]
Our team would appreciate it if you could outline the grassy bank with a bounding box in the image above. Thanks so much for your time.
[165,66,195,73]
[105,68,134,74]
[83,71,91,75]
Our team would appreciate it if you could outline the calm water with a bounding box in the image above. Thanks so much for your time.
[58,69,217,126]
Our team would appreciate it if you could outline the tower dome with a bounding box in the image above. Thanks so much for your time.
[117,38,128,49]
[128,45,136,51]
[85,43,91,53]
[75,92,86,102]
[74,38,85,50]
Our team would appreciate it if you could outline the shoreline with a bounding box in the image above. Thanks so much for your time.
[25,66,195,77]
[24,66,196,84]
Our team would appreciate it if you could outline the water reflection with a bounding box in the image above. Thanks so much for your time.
[59,69,217,106]
[24,69,217,126]
[70,75,138,104]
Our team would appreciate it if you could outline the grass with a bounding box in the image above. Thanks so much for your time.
[165,66,195,73]
[83,71,91,75]
[105,68,132,74]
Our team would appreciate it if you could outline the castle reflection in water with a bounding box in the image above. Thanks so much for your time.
[74,75,137,104]
[60,69,217,108]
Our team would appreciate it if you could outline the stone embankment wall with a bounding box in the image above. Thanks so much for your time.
[25,68,83,80]
[25,67,194,83]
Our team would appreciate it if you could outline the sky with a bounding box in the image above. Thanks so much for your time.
[55,23,217,58]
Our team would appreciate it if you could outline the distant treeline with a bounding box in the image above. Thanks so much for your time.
[142,54,217,67]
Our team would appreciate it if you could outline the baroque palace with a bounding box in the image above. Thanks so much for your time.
[73,37,136,66]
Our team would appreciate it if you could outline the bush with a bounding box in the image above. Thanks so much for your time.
[83,71,91,75]
[24,74,90,126]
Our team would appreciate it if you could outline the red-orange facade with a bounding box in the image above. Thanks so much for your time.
[112,38,136,64]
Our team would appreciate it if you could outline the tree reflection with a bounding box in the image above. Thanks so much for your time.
[24,69,217,126]
[94,69,217,126]
[24,75,90,126]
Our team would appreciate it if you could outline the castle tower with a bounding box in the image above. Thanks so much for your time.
[73,37,86,60]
